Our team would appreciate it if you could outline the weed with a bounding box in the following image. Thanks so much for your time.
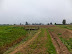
[57,33,62,35]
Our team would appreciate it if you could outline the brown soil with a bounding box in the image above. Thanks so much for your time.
[49,30,70,54]
[49,27,72,40]
[62,30,72,39]
[66,29,72,33]
[8,30,41,54]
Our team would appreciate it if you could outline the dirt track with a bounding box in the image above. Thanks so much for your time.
[8,30,41,54]
[14,28,56,54]
[66,29,72,33]
[49,31,70,54]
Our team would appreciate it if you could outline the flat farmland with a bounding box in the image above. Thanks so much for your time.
[1,25,72,54]
[8,28,57,54]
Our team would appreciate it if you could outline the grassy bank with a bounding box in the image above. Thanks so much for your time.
[0,26,27,54]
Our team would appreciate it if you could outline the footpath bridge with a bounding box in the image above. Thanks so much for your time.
[24,26,39,30]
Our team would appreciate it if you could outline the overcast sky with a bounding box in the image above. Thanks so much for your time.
[0,0,72,24]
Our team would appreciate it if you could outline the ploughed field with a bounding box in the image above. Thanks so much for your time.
[0,25,72,54]
[48,25,72,54]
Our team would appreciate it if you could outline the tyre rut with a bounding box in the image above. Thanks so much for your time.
[49,30,70,54]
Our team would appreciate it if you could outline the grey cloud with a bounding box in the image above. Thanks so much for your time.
[0,0,72,24]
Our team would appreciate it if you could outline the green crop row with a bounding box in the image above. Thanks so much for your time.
[60,37,72,53]
[46,29,57,54]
